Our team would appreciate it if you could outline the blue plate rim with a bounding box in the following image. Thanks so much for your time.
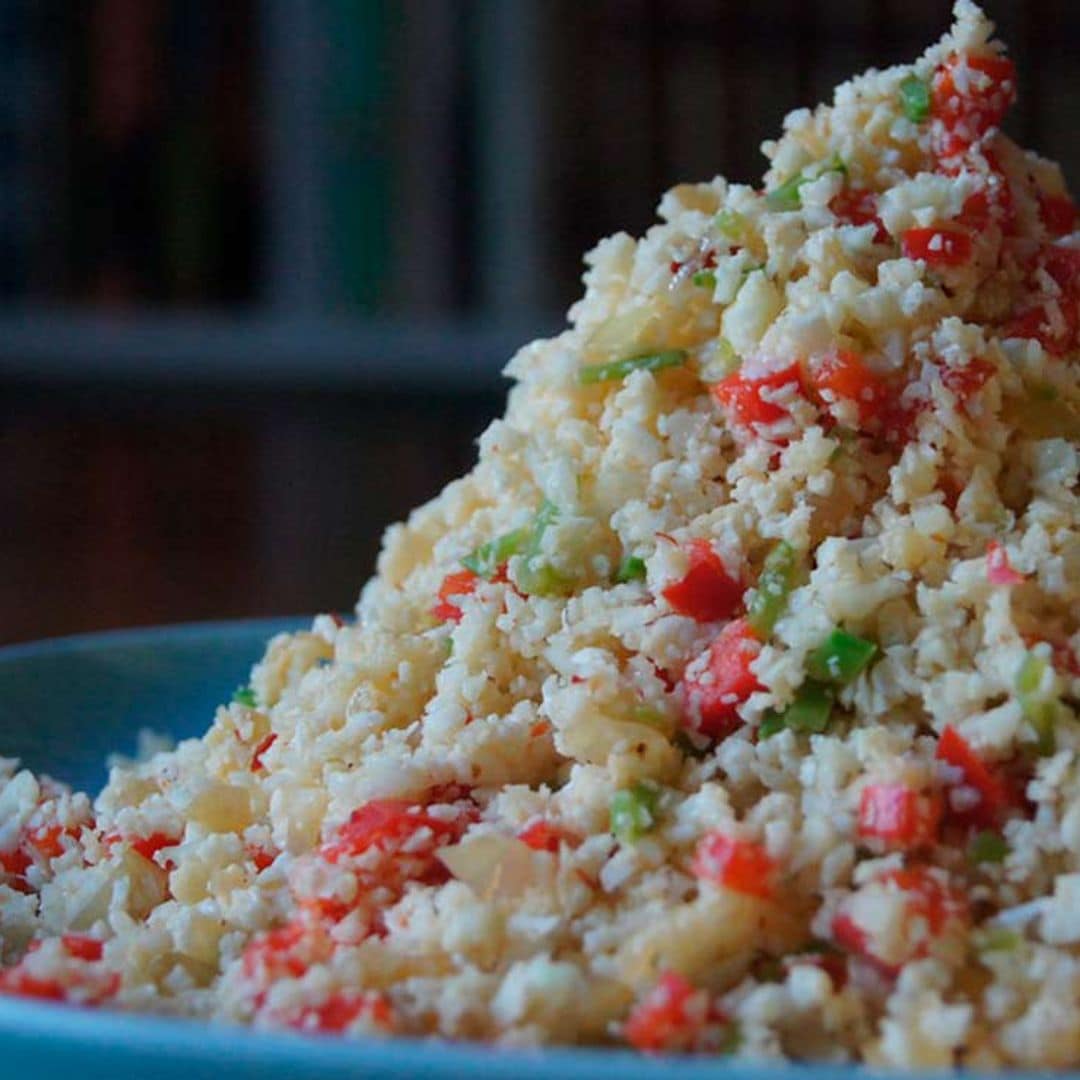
[0,615,314,662]
[0,992,903,1079]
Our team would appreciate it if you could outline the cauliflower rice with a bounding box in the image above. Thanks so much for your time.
[2,3,1079,1067]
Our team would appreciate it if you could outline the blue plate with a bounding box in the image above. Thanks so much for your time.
[0,620,980,1078]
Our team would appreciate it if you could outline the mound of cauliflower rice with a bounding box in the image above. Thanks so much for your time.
[3,2,1079,1068]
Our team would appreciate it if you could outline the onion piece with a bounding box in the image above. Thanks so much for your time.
[438,834,554,900]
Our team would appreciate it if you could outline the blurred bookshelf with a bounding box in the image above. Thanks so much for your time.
[0,1,1077,391]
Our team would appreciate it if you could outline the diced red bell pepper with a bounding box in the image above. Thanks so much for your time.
[939,357,994,404]
[27,825,64,860]
[931,52,1017,156]
[242,918,331,983]
[1001,303,1077,357]
[624,971,704,1054]
[1041,244,1080,292]
[832,865,966,975]
[130,832,179,870]
[432,569,479,623]
[935,726,1010,829]
[246,845,277,872]
[60,935,104,963]
[0,936,117,1004]
[251,732,278,773]
[880,866,967,936]
[287,990,395,1035]
[901,226,972,267]
[810,350,887,429]
[322,799,463,865]
[662,540,742,623]
[711,364,803,433]
[945,147,1016,235]
[0,845,32,890]
[1040,193,1078,237]
[857,784,942,849]
[680,618,763,740]
[318,797,476,900]
[517,820,573,853]
[692,831,776,898]
[985,541,1025,585]
[829,187,889,242]
[0,969,68,1001]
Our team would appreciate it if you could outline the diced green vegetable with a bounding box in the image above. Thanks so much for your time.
[610,782,661,844]
[765,173,809,212]
[747,541,799,638]
[579,349,688,386]
[765,156,846,212]
[827,153,848,176]
[1016,653,1047,697]
[232,685,256,708]
[463,527,529,578]
[714,208,746,240]
[899,75,931,123]
[615,555,647,583]
[969,830,1008,864]
[516,560,570,596]
[633,705,671,732]
[761,682,835,739]
[758,712,787,740]
[974,926,1021,953]
[691,269,717,290]
[515,500,572,596]
[1015,653,1059,755]
[806,629,878,686]
[784,682,835,733]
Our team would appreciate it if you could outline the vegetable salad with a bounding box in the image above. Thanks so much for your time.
[2,2,1079,1067]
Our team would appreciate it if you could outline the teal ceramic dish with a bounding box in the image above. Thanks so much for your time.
[0,620,1026,1079]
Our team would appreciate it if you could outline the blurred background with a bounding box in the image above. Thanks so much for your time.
[2,1,1077,643]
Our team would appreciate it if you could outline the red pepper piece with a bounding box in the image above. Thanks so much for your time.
[130,832,179,870]
[985,541,1025,585]
[662,540,742,623]
[857,784,942,849]
[287,990,396,1035]
[517,820,573,853]
[940,357,994,404]
[711,364,804,432]
[1040,193,1078,237]
[692,831,776,898]
[811,350,887,429]
[829,187,889,242]
[61,935,104,963]
[432,568,480,623]
[251,732,278,773]
[624,971,704,1053]
[680,617,763,740]
[931,52,1017,157]
[901,226,972,266]
[936,726,1010,829]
